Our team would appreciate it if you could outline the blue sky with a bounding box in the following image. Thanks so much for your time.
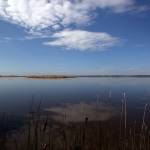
[0,0,150,75]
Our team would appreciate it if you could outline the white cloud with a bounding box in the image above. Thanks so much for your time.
[0,0,89,31]
[0,0,135,33]
[44,29,119,51]
[0,0,147,51]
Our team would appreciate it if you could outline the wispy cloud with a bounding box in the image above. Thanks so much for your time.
[44,29,119,51]
[0,36,26,43]
[0,36,13,43]
[0,0,140,33]
[135,5,150,13]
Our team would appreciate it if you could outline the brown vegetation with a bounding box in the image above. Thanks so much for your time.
[0,95,150,150]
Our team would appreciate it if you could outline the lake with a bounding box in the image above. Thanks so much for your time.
[0,77,150,125]
[1,77,150,150]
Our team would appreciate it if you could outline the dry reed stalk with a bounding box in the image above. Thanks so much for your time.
[120,98,124,141]
[34,121,39,150]
[14,138,18,150]
[121,92,127,150]
[42,143,47,150]
[140,103,148,150]
[42,114,48,132]
[123,92,127,138]
[147,131,150,150]
[141,104,148,132]
[109,90,112,99]
[27,121,31,150]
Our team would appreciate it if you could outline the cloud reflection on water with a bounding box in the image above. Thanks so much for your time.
[45,102,117,123]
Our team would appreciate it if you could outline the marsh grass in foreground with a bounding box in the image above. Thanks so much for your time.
[0,94,150,150]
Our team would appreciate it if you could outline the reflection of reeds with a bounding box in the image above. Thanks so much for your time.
[0,95,150,150]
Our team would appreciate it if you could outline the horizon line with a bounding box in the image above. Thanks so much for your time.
[1,74,150,77]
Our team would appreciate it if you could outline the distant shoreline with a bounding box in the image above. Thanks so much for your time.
[1,75,150,79]
[0,75,75,79]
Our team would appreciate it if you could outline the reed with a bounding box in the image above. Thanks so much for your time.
[0,94,150,150]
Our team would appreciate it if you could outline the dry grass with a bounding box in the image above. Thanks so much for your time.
[0,94,150,150]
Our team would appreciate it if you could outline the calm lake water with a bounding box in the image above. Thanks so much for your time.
[0,77,150,126]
